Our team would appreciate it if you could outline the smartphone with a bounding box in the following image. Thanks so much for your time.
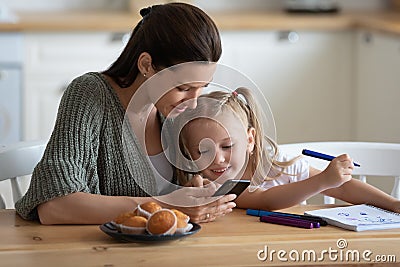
[212,180,250,197]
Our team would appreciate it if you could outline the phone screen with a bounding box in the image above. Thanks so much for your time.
[212,180,250,197]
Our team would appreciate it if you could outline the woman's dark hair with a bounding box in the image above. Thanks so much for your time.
[103,2,222,88]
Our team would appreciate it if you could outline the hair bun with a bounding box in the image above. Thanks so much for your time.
[140,6,152,17]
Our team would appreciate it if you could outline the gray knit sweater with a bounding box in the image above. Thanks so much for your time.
[15,72,158,220]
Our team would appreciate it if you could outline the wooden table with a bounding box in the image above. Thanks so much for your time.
[1,205,399,266]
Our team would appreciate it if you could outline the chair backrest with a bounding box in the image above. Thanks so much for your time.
[0,140,46,208]
[279,142,400,204]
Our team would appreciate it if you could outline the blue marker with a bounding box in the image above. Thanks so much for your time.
[247,209,327,226]
[302,149,361,167]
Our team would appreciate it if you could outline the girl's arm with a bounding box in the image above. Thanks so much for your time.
[235,154,354,211]
[310,165,400,213]
[235,174,331,210]
[323,178,400,213]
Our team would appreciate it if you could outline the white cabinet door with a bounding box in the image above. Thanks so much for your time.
[0,68,21,143]
[0,33,23,144]
[220,31,353,144]
[355,31,400,142]
[23,32,127,140]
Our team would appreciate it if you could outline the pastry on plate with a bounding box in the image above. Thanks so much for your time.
[119,215,148,235]
[113,211,137,225]
[171,209,193,234]
[137,201,162,219]
[111,210,138,231]
[146,209,177,235]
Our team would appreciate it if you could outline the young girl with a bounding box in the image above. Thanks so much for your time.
[174,87,400,213]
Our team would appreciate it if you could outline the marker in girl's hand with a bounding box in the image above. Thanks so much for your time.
[302,149,361,167]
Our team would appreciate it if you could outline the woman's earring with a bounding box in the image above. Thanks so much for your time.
[143,73,147,78]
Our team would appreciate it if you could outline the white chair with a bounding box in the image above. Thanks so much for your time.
[279,142,400,204]
[0,140,46,208]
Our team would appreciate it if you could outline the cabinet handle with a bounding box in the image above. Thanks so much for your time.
[277,31,299,43]
[363,32,373,44]
[110,32,131,45]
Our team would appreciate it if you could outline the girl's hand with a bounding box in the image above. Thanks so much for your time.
[320,154,354,189]
[388,200,400,214]
[155,181,237,223]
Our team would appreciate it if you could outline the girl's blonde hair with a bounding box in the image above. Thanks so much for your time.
[174,87,298,186]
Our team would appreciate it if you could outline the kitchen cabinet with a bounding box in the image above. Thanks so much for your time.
[22,30,354,143]
[0,33,23,209]
[23,32,127,140]
[21,30,399,144]
[14,28,400,206]
[355,30,400,143]
[220,31,353,144]
[0,33,23,144]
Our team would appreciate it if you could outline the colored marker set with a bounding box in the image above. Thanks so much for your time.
[247,209,328,229]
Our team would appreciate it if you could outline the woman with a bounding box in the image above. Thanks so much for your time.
[15,3,236,224]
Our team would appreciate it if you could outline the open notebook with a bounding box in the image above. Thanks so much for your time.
[305,204,400,231]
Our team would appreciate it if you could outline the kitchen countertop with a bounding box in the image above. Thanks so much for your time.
[0,10,399,35]
[213,11,400,34]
